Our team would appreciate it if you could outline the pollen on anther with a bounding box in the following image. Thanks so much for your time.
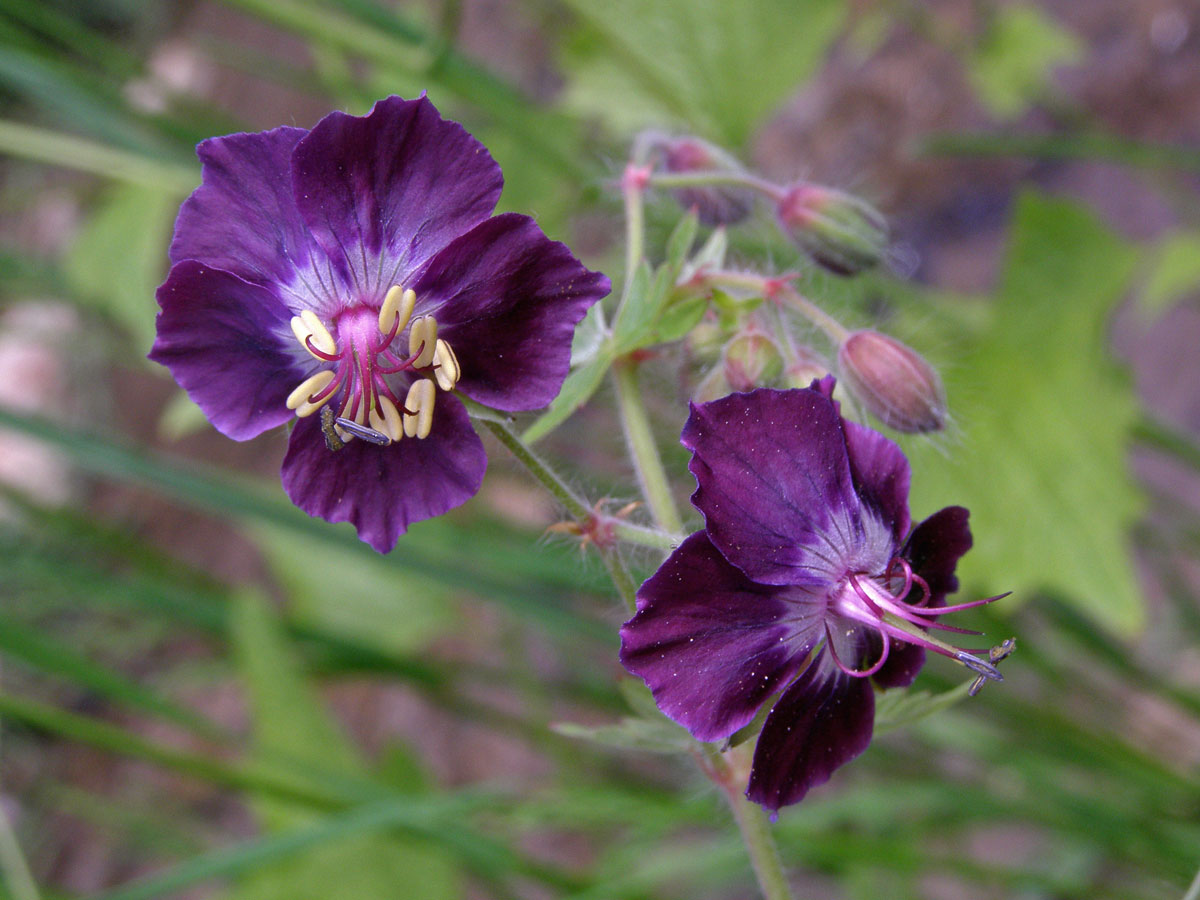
[287,370,335,415]
[379,285,416,336]
[404,379,436,439]
[409,317,438,369]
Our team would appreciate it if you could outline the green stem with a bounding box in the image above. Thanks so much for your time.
[477,417,591,522]
[476,416,641,612]
[702,747,795,900]
[619,165,648,309]
[612,361,683,535]
[776,286,849,345]
[611,520,681,550]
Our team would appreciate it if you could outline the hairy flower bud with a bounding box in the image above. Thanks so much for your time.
[776,183,888,276]
[723,331,783,392]
[654,136,754,226]
[837,330,946,433]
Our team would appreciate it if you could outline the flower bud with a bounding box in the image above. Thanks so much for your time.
[776,183,888,276]
[780,359,831,391]
[723,331,783,392]
[655,136,754,226]
[836,330,946,433]
[693,365,734,403]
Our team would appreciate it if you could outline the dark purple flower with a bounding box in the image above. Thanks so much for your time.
[150,96,610,552]
[619,378,1002,812]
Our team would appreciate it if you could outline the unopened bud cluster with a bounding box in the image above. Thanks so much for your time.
[634,133,947,435]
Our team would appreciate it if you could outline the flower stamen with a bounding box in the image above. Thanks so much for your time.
[379,285,416,337]
[404,378,436,438]
[286,370,335,416]
[408,317,436,369]
[432,338,460,391]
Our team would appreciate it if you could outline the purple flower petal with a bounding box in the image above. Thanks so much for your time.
[684,389,887,587]
[149,261,304,440]
[290,95,503,294]
[280,395,486,552]
[416,213,610,411]
[842,419,911,545]
[746,652,875,811]
[169,127,323,301]
[620,532,823,742]
[904,506,972,607]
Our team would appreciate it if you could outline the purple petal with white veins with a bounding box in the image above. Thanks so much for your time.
[291,95,502,296]
[279,394,486,553]
[746,651,875,811]
[417,213,610,411]
[149,261,304,441]
[169,127,324,300]
[620,532,823,742]
[684,388,882,587]
[842,419,911,545]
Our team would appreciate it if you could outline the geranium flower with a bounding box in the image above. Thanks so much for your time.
[619,379,1004,811]
[150,96,610,552]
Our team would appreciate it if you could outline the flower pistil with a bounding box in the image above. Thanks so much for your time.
[284,284,462,443]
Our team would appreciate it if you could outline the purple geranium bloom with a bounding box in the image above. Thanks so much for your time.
[150,96,610,552]
[620,379,1004,812]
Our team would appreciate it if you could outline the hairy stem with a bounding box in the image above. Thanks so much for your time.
[612,360,683,535]
[701,746,796,900]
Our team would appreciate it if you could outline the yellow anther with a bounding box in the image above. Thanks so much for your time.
[404,378,436,439]
[286,370,335,415]
[372,395,405,442]
[432,339,460,391]
[409,316,438,369]
[379,285,416,336]
[299,309,337,356]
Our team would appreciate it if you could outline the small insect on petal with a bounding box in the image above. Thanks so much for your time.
[432,339,460,391]
[287,370,335,415]
[379,285,416,336]
[409,317,438,369]
[320,406,345,452]
[404,378,436,439]
[335,416,392,445]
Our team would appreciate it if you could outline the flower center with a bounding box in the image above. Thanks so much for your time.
[284,285,461,444]
[825,557,1009,685]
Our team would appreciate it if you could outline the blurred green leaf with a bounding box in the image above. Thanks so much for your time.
[64,183,178,351]
[552,716,693,754]
[873,682,972,735]
[1134,229,1200,319]
[907,191,1144,634]
[966,4,1082,119]
[253,524,456,657]
[559,0,847,145]
[229,591,461,900]
[0,119,196,189]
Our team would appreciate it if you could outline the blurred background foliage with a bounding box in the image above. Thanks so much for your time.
[1,0,1199,898]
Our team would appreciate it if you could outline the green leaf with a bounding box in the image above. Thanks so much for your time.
[873,683,972,735]
[252,524,455,657]
[559,0,847,145]
[664,209,700,273]
[1135,229,1200,319]
[552,716,693,755]
[64,183,179,351]
[651,294,708,344]
[966,4,1082,119]
[229,591,461,900]
[907,191,1145,634]
[521,349,614,443]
